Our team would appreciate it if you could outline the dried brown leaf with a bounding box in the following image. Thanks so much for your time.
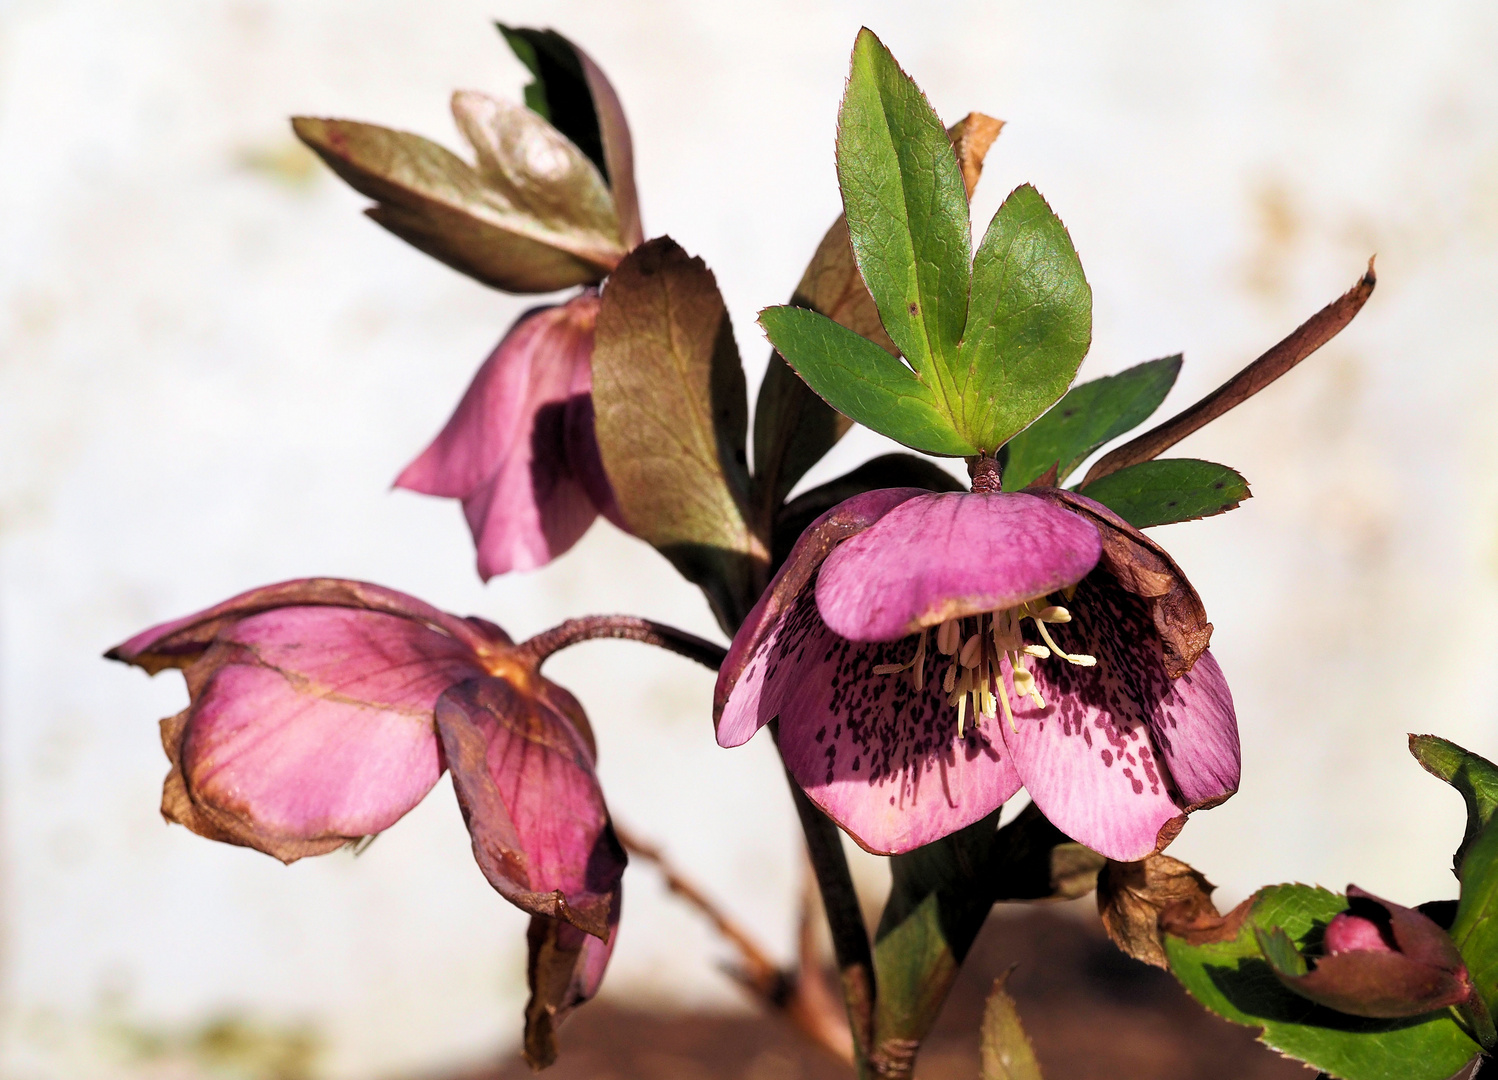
[1098,854,1219,968]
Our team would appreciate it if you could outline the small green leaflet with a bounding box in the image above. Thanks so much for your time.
[956,184,1091,451]
[1003,356,1181,489]
[758,306,976,456]
[766,29,1092,458]
[1410,735,1498,873]
[1164,884,1480,1080]
[1079,459,1249,528]
[835,27,970,390]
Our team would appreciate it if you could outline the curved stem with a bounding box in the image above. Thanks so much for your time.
[1081,260,1376,488]
[614,823,854,1064]
[517,615,727,671]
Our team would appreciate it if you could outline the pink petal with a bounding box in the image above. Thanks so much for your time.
[728,589,1022,854]
[714,486,927,735]
[1326,911,1396,955]
[178,607,484,858]
[107,577,500,675]
[436,676,624,938]
[999,572,1238,862]
[394,294,609,577]
[815,491,1102,643]
[1145,649,1239,809]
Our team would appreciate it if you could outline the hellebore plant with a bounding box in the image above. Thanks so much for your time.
[105,19,1498,1080]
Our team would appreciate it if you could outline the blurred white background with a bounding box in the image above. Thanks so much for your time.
[3,0,1498,1076]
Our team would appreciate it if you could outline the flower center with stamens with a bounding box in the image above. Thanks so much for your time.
[872,599,1097,736]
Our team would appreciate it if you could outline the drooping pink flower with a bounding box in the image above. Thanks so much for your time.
[1259,886,1473,1019]
[395,292,623,579]
[714,477,1240,862]
[107,579,623,1062]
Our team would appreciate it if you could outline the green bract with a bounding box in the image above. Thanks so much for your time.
[1079,459,1250,528]
[760,28,1091,458]
[1002,356,1180,489]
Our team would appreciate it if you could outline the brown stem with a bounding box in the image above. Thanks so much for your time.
[516,615,727,671]
[1080,259,1377,488]
[614,824,854,1065]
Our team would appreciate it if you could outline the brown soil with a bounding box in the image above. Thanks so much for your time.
[443,906,1318,1080]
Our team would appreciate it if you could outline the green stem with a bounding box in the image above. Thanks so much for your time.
[786,768,877,1077]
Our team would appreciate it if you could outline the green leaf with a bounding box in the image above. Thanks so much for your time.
[1002,355,1181,489]
[980,972,1045,1080]
[872,810,1003,1058]
[1078,459,1250,528]
[758,305,976,457]
[955,184,1092,451]
[1164,884,1480,1080]
[1410,734,1498,874]
[592,238,767,633]
[836,28,971,394]
[1451,814,1498,1027]
[772,453,962,570]
[495,24,608,180]
[292,107,624,294]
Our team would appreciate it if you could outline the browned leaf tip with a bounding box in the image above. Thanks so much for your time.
[522,914,597,1071]
[947,111,1005,200]
[1097,854,1219,969]
[1082,260,1377,487]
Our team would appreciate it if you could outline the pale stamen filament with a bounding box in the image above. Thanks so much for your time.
[871,598,1098,735]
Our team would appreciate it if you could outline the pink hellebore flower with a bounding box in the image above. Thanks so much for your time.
[714,479,1240,862]
[396,291,623,579]
[106,578,622,1066]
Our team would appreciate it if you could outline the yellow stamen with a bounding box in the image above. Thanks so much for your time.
[1034,618,1096,667]
[870,593,1100,735]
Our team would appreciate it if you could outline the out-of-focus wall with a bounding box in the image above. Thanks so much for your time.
[3,1,1497,1076]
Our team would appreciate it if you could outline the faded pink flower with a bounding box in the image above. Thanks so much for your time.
[714,481,1239,862]
[396,292,623,578]
[107,578,622,1062]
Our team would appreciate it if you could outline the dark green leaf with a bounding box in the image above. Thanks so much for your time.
[980,972,1045,1080]
[758,305,975,457]
[1164,884,1480,1080]
[1002,356,1181,490]
[1452,815,1498,1028]
[1410,735,1498,874]
[292,108,624,293]
[772,453,962,570]
[592,238,767,632]
[495,24,608,180]
[1078,459,1250,528]
[836,28,970,394]
[956,184,1092,452]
